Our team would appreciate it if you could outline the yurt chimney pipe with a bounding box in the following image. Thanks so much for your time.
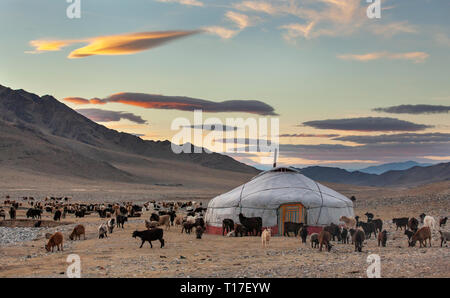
[273,148,278,168]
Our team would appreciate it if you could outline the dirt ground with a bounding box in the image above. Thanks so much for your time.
[0,182,449,278]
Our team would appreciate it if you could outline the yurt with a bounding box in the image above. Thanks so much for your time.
[205,166,354,235]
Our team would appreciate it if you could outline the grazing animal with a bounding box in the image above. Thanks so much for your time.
[158,215,171,230]
[222,219,234,236]
[324,223,341,241]
[107,218,115,233]
[439,217,448,228]
[234,224,247,237]
[299,226,308,243]
[377,230,387,247]
[132,229,165,248]
[423,215,437,231]
[371,219,383,233]
[53,210,62,221]
[357,221,377,239]
[9,207,16,220]
[34,220,42,228]
[75,209,85,218]
[26,208,42,219]
[98,224,108,239]
[339,216,356,229]
[409,227,432,248]
[116,215,128,228]
[45,232,63,252]
[439,231,449,247]
[194,217,205,229]
[0,209,6,220]
[69,225,86,240]
[150,213,160,222]
[353,229,365,252]
[261,228,271,248]
[404,230,415,241]
[145,220,159,230]
[318,230,333,252]
[283,222,303,237]
[238,213,262,236]
[408,217,419,232]
[310,233,319,248]
[392,217,409,230]
[196,226,205,239]
[182,222,195,234]
[365,212,374,221]
[419,213,426,223]
[340,227,349,244]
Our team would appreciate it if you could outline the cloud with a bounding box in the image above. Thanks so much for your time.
[225,11,251,30]
[302,117,432,132]
[203,26,239,39]
[64,92,278,115]
[75,108,147,124]
[280,22,315,41]
[373,104,450,114]
[204,11,254,39]
[337,52,429,63]
[28,30,201,58]
[334,133,450,144]
[369,21,418,37]
[279,133,339,138]
[156,0,203,6]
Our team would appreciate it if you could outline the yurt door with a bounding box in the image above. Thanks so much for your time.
[278,203,306,236]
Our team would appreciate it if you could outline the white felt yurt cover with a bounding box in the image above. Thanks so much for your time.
[205,167,354,230]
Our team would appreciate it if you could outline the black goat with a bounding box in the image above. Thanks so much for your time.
[116,215,128,228]
[132,229,165,248]
[222,219,234,236]
[283,222,303,237]
[53,210,62,221]
[357,221,377,239]
[353,229,365,252]
[299,226,308,243]
[393,217,409,230]
[239,213,262,236]
[324,223,341,241]
[365,212,374,221]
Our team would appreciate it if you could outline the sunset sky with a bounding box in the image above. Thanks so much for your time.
[1,0,449,169]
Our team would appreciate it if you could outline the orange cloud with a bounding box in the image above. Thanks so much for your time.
[338,51,429,63]
[64,97,106,105]
[28,30,201,58]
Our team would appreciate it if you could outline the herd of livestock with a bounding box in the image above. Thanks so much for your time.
[0,195,449,254]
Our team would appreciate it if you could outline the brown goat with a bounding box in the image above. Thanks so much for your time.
[409,227,432,248]
[45,232,64,252]
[318,230,333,252]
[69,225,86,240]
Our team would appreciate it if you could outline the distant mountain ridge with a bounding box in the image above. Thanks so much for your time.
[297,163,450,187]
[0,84,258,185]
[357,161,432,175]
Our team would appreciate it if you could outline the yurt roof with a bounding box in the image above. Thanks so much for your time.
[208,166,353,210]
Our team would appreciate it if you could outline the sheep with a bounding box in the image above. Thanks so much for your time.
[439,231,450,247]
[132,229,165,248]
[196,226,205,239]
[339,216,356,229]
[107,218,115,233]
[45,232,63,252]
[158,215,171,230]
[318,230,333,252]
[377,230,387,247]
[145,220,159,230]
[222,219,234,236]
[392,217,409,230]
[174,215,184,227]
[299,226,308,243]
[261,228,271,248]
[353,229,365,252]
[409,227,432,248]
[423,216,437,231]
[98,224,108,239]
[69,225,86,241]
[310,233,319,248]
[439,217,448,227]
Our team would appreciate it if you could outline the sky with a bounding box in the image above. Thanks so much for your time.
[0,0,449,170]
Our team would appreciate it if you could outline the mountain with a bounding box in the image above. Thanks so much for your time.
[0,84,258,192]
[357,161,432,175]
[298,163,450,187]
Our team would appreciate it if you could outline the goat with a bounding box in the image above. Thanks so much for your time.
[53,210,62,221]
[45,232,63,252]
[377,230,387,247]
[409,227,432,248]
[196,226,205,239]
[339,216,356,229]
[423,216,437,231]
[340,227,349,244]
[145,220,159,230]
[439,231,449,247]
[222,219,234,236]
[353,229,365,252]
[357,221,377,239]
[439,217,448,227]
[392,217,409,230]
[132,229,165,248]
[283,222,303,237]
[318,230,333,252]
[324,223,341,241]
[234,224,247,237]
[310,233,319,248]
[238,213,262,236]
[69,225,86,240]
[408,217,419,232]
[107,218,115,233]
[299,226,308,243]
[365,212,374,221]
[404,230,415,241]
[261,228,271,248]
[98,224,108,239]
[181,222,195,234]
[158,215,171,230]
[116,215,128,229]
